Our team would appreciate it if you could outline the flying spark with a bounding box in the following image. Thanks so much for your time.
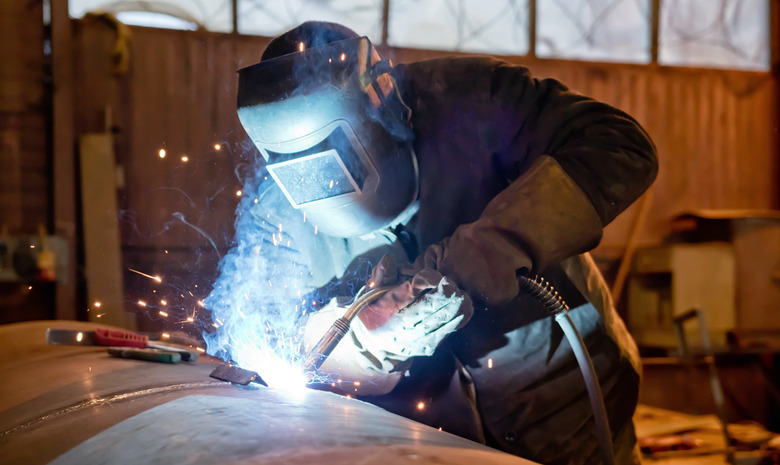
[128,268,162,282]
[158,149,166,158]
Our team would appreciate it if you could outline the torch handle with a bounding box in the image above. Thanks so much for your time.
[303,317,351,371]
[303,286,392,372]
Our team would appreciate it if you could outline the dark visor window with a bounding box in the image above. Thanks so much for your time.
[268,150,357,205]
[266,126,368,206]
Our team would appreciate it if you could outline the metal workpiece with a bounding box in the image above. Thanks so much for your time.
[0,320,537,465]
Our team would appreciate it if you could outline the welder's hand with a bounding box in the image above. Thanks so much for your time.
[302,299,403,395]
[354,254,473,359]
[357,254,419,330]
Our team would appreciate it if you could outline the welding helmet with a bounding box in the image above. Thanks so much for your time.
[237,23,418,238]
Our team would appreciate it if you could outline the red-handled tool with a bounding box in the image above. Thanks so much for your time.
[46,328,199,362]
[93,328,149,348]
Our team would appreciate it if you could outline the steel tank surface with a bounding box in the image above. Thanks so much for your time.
[0,320,537,464]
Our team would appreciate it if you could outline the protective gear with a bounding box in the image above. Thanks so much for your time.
[419,155,603,306]
[265,44,657,465]
[303,265,471,396]
[355,254,473,357]
[302,298,402,395]
[237,23,418,238]
[358,254,476,331]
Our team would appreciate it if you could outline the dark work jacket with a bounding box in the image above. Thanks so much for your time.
[308,57,657,465]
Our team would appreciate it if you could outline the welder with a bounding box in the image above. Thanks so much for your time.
[236,21,657,465]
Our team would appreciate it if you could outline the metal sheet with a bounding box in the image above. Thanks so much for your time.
[0,321,536,464]
[49,393,529,465]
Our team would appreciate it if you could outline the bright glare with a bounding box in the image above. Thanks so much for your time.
[236,347,309,398]
[115,12,197,31]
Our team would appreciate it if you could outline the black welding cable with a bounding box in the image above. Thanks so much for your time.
[518,275,616,465]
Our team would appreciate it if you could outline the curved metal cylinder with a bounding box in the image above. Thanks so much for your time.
[0,321,536,464]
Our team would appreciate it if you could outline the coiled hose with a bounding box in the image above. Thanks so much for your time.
[518,274,616,465]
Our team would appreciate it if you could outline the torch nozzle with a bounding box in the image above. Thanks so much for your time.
[304,286,392,373]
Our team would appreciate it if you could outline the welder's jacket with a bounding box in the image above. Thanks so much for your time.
[305,57,657,465]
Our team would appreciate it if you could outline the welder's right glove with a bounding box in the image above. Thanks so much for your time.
[355,254,473,358]
[302,255,472,395]
[302,298,404,395]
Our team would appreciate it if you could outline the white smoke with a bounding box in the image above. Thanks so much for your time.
[203,175,316,388]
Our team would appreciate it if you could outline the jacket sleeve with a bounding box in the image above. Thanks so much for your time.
[413,60,658,307]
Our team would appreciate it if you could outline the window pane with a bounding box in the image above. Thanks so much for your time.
[237,0,384,42]
[659,0,770,71]
[68,0,233,33]
[115,12,198,30]
[388,0,530,55]
[536,0,651,63]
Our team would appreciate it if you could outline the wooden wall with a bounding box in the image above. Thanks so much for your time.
[69,22,778,327]
[0,2,47,233]
[0,1,57,323]
[71,22,274,326]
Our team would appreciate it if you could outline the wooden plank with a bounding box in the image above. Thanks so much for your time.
[0,130,23,230]
[51,0,78,321]
[731,217,780,329]
[79,133,132,328]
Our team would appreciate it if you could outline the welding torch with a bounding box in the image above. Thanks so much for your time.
[303,285,393,373]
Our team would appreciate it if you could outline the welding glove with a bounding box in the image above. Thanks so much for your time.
[354,254,473,357]
[422,156,604,307]
[302,298,404,395]
[302,255,472,394]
